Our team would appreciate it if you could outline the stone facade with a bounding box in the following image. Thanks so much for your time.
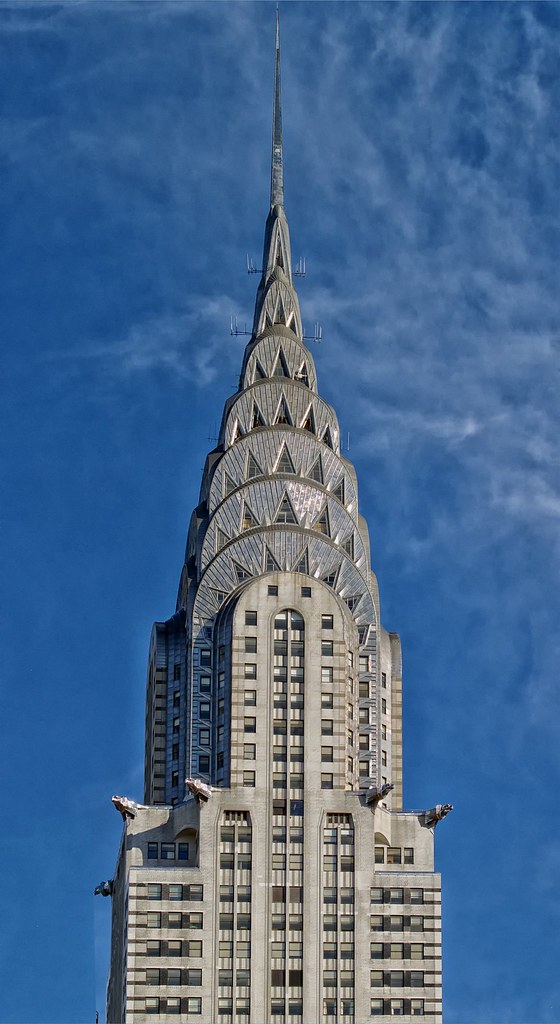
[106,16,444,1024]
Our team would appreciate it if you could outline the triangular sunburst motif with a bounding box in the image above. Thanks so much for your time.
[301,405,316,434]
[274,395,293,426]
[254,360,267,380]
[264,545,282,572]
[272,349,290,378]
[308,456,323,484]
[312,505,330,536]
[241,503,260,530]
[246,452,263,480]
[251,402,266,429]
[292,547,309,574]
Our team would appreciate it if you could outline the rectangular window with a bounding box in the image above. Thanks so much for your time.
[268,585,278,596]
[301,586,312,597]
[146,968,160,985]
[245,637,257,653]
[387,847,401,864]
[147,842,158,860]
[370,916,384,931]
[199,727,210,745]
[167,968,181,986]
[410,917,424,932]
[321,693,333,709]
[168,940,182,957]
[187,913,203,929]
[389,888,403,904]
[404,848,414,865]
[382,672,387,688]
[245,610,257,625]
[370,970,384,988]
[382,698,387,714]
[390,943,404,959]
[371,887,384,904]
[243,770,256,787]
[411,999,425,1016]
[186,968,202,985]
[145,998,160,1014]
[198,754,209,772]
[146,912,161,927]
[359,655,369,672]
[244,717,256,733]
[410,971,424,987]
[321,746,334,762]
[359,681,369,698]
[200,649,211,666]
[321,614,334,629]
[321,640,334,656]
[389,917,403,931]
[244,663,257,679]
[321,774,333,789]
[410,889,424,905]
[200,702,211,720]
[410,944,424,960]
[178,842,188,861]
[244,690,257,706]
[371,999,384,1016]
[146,940,161,957]
[391,1000,404,1016]
[321,719,333,735]
[161,843,175,860]
[218,940,233,957]
[370,942,384,959]
[186,884,203,901]
[168,912,182,928]
[321,666,333,685]
[167,998,181,1014]
[200,676,211,692]
[382,723,387,740]
[243,743,256,760]
[147,883,162,900]
[187,998,202,1014]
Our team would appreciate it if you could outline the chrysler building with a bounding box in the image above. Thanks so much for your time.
[104,15,448,1024]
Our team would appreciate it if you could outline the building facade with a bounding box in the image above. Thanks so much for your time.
[105,18,447,1024]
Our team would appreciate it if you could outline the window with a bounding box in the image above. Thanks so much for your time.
[381,750,387,766]
[145,998,160,1013]
[321,746,334,762]
[167,997,181,1014]
[168,912,182,928]
[370,916,384,931]
[200,676,211,692]
[410,943,424,960]
[341,999,354,1016]
[410,971,424,987]
[146,912,161,927]
[404,848,414,865]
[359,760,370,777]
[146,968,160,985]
[200,701,210,720]
[186,968,202,985]
[370,970,384,988]
[411,999,425,1016]
[371,999,384,1016]
[390,971,404,987]
[301,586,312,597]
[199,728,210,745]
[187,913,203,928]
[382,672,387,688]
[147,842,158,860]
[321,693,333,709]
[382,724,387,740]
[244,690,257,706]
[187,998,202,1014]
[268,585,279,596]
[218,940,233,957]
[390,943,404,959]
[410,917,424,932]
[244,663,257,679]
[359,655,369,672]
[387,847,401,864]
[244,717,256,733]
[243,771,256,787]
[321,774,333,789]
[382,698,387,714]
[391,1000,405,1016]
[245,637,257,653]
[245,610,257,625]
[321,614,334,629]
[168,940,182,957]
[198,754,209,772]
[370,942,384,959]
[167,968,181,985]
[389,917,403,931]
[146,940,161,956]
[410,889,424,905]
[389,888,403,904]
[321,640,334,656]
[243,743,256,760]
[200,649,211,666]
[371,887,383,904]
[321,719,333,735]
[147,884,162,900]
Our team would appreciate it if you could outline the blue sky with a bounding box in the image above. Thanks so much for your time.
[1,1,559,1021]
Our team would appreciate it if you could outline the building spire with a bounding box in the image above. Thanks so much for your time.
[270,7,283,208]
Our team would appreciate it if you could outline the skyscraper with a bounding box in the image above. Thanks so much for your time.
[105,16,448,1024]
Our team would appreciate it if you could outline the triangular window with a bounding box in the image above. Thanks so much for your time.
[308,456,323,484]
[345,595,361,612]
[275,294,287,325]
[216,527,230,552]
[275,243,284,268]
[342,534,354,558]
[211,589,227,606]
[313,505,330,536]
[275,444,296,475]
[272,349,290,378]
[246,453,263,480]
[300,405,316,434]
[255,361,267,381]
[293,548,309,574]
[332,477,345,503]
[264,546,282,572]
[251,402,266,429]
[274,396,293,426]
[231,421,242,445]
[224,472,237,497]
[241,503,260,531]
[265,311,273,327]
[322,565,340,588]
[322,426,334,449]
[296,362,309,387]
[358,626,368,646]
[232,560,253,583]
[275,493,298,525]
